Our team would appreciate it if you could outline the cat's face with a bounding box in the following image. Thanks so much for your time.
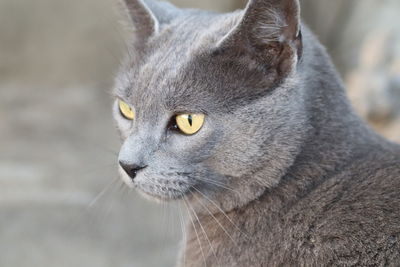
[113,0,306,210]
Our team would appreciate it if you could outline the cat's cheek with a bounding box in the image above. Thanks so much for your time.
[115,117,134,140]
[166,124,215,159]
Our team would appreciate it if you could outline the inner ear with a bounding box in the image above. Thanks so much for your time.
[122,0,180,50]
[217,0,302,76]
[123,0,159,43]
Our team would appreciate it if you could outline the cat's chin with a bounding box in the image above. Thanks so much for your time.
[135,187,190,203]
[118,168,193,202]
[132,179,192,202]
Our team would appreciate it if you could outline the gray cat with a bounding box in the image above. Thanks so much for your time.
[113,0,400,266]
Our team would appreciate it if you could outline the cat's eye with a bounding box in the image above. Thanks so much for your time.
[118,100,135,120]
[175,114,205,135]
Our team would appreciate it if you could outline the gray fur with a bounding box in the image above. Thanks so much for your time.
[113,0,400,265]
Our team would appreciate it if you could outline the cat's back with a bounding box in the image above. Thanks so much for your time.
[287,141,400,266]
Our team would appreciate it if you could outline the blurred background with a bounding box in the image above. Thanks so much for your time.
[0,0,399,266]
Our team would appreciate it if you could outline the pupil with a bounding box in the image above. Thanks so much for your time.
[188,115,193,127]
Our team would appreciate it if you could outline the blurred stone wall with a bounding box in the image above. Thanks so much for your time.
[301,0,400,142]
[1,0,398,141]
[0,0,127,87]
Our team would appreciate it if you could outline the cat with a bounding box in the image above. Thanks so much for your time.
[112,0,400,266]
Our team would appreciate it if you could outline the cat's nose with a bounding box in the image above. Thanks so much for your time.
[119,161,147,180]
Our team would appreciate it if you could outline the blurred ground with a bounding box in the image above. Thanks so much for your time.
[0,0,399,266]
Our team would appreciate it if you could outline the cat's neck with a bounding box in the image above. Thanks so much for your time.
[181,29,389,264]
[274,27,384,201]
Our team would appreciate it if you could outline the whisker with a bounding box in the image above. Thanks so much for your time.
[160,199,168,254]
[178,202,187,267]
[118,180,127,192]
[182,195,207,267]
[186,194,221,267]
[88,176,122,228]
[194,177,240,195]
[88,176,120,208]
[189,189,239,247]
[191,186,251,241]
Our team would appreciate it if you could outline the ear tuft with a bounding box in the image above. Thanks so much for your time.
[123,0,158,43]
[218,0,303,73]
[122,0,179,50]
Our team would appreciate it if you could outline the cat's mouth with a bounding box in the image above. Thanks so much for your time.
[118,166,194,201]
[135,183,190,201]
[133,176,193,201]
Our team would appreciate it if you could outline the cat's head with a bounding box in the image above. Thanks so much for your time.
[113,0,308,211]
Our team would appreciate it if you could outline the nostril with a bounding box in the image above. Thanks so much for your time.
[119,162,147,180]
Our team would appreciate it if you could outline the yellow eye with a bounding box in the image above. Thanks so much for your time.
[118,100,135,120]
[175,114,205,135]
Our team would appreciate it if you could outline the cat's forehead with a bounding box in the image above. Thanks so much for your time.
[115,11,242,111]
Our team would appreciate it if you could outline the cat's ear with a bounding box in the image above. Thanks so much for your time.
[122,0,178,48]
[218,0,302,74]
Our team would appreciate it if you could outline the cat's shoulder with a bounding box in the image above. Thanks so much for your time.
[307,142,400,227]
[293,144,400,265]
